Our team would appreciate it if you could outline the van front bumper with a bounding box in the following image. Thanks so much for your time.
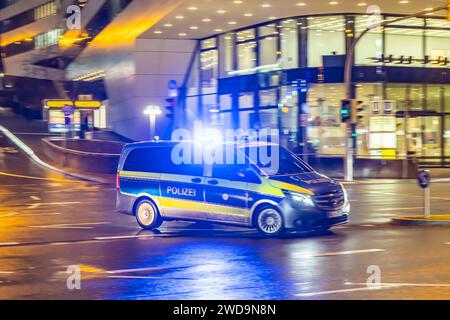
[280,199,350,231]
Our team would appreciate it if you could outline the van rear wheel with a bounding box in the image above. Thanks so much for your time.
[255,206,285,237]
[135,200,163,230]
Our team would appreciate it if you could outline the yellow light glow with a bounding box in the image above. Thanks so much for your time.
[58,29,91,49]
[86,0,183,48]
[45,100,74,108]
[74,101,102,108]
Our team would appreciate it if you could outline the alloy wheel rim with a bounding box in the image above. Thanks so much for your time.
[258,209,282,234]
[138,203,155,226]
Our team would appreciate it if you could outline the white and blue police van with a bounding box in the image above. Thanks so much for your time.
[116,141,349,237]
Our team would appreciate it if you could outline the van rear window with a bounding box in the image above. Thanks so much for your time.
[123,147,203,176]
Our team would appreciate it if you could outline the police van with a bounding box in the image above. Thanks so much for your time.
[116,141,349,237]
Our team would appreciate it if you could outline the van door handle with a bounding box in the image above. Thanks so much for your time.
[191,178,202,184]
[207,179,219,185]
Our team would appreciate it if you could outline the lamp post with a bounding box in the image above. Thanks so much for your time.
[144,105,162,140]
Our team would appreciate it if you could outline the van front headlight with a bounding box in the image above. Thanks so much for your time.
[284,191,315,207]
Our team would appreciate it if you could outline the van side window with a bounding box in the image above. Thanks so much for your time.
[212,164,260,183]
[124,147,203,176]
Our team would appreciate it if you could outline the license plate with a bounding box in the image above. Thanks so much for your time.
[327,210,342,218]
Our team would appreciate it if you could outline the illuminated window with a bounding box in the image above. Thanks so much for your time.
[259,89,277,107]
[236,29,255,42]
[237,42,256,72]
[355,16,383,66]
[35,29,64,49]
[201,38,217,50]
[280,19,298,69]
[219,33,234,77]
[307,16,346,67]
[34,1,57,21]
[383,17,424,67]
[425,19,450,69]
[200,49,218,92]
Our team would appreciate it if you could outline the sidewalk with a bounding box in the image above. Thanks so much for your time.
[0,108,131,184]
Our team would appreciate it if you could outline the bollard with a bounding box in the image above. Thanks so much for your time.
[417,170,431,219]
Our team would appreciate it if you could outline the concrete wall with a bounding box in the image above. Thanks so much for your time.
[42,138,124,174]
[106,38,196,141]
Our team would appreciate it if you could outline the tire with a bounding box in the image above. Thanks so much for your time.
[255,206,285,237]
[135,199,163,230]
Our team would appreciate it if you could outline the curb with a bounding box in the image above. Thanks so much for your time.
[0,125,110,184]
[392,216,450,226]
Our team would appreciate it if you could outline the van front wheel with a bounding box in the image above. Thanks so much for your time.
[135,200,163,230]
[255,206,285,237]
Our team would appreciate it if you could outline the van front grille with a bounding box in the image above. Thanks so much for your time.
[313,192,345,210]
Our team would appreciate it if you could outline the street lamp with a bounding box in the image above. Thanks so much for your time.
[144,105,162,140]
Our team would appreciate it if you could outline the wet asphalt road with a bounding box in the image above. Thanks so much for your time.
[1,131,450,300]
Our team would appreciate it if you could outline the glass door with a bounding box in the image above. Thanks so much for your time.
[406,116,442,159]
[419,116,442,157]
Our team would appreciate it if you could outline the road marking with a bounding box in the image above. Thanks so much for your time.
[0,270,15,274]
[106,266,172,275]
[297,282,450,297]
[107,275,189,280]
[50,242,72,246]
[0,242,20,247]
[377,207,423,212]
[0,233,170,249]
[29,212,62,216]
[353,282,450,288]
[296,286,396,297]
[28,222,112,229]
[29,196,41,201]
[93,235,157,241]
[0,171,71,182]
[306,249,385,258]
[27,201,81,209]
[34,226,95,230]
[0,212,18,218]
[108,275,166,280]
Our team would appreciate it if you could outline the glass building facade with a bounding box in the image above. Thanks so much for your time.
[184,13,450,162]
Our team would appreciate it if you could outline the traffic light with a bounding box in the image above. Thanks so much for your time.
[165,97,175,120]
[340,99,351,123]
[351,99,364,124]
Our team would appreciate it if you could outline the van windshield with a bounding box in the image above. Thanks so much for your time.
[243,146,313,177]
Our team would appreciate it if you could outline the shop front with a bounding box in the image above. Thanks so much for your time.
[43,99,106,135]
